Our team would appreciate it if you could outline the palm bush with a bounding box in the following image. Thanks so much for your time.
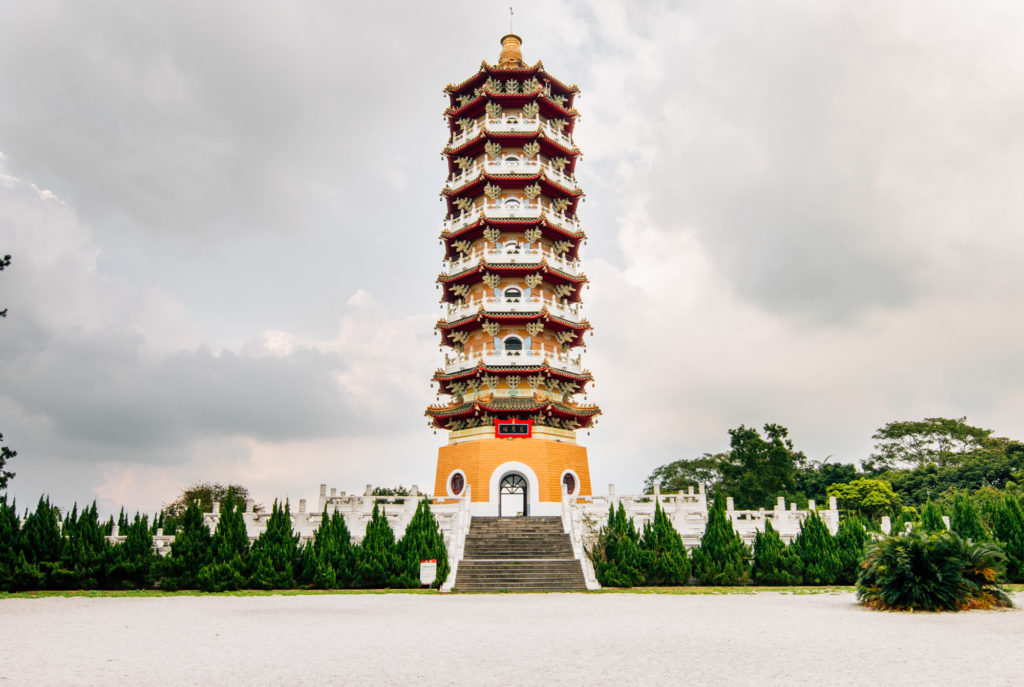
[857,530,1012,611]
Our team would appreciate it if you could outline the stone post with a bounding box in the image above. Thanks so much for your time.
[111,524,119,537]
[880,516,891,535]
[319,484,327,512]
[298,499,306,514]
[726,496,735,511]
[941,515,951,531]
[213,501,220,515]
[608,483,617,509]
[808,499,816,511]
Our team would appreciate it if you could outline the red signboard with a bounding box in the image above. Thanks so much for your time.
[494,418,533,438]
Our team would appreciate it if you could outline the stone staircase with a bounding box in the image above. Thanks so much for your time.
[453,516,587,592]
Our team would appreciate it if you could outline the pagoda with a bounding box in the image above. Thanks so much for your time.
[427,35,601,516]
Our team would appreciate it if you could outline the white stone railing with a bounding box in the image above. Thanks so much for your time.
[441,246,582,277]
[430,485,472,593]
[449,122,481,149]
[444,159,579,193]
[444,295,583,322]
[483,116,540,135]
[443,207,482,233]
[442,346,584,374]
[562,487,601,590]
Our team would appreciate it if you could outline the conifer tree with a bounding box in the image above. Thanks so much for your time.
[197,487,250,592]
[300,506,355,589]
[396,498,450,589]
[107,513,156,589]
[950,492,987,541]
[639,501,690,585]
[919,501,946,533]
[0,496,20,591]
[248,500,301,590]
[691,495,748,586]
[791,511,841,585]
[588,503,645,587]
[160,500,212,590]
[991,495,1024,582]
[354,503,401,588]
[19,496,64,587]
[834,515,870,584]
[751,519,801,585]
[56,502,108,589]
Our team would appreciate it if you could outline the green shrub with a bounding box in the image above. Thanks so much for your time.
[588,504,645,587]
[639,502,690,585]
[751,519,801,585]
[106,514,156,589]
[919,501,947,533]
[396,498,450,589]
[790,511,841,585]
[857,531,1012,611]
[691,495,748,585]
[950,492,987,541]
[247,500,300,590]
[353,503,402,588]
[197,488,249,592]
[300,505,355,589]
[991,495,1024,582]
[834,515,869,585]
[160,500,212,590]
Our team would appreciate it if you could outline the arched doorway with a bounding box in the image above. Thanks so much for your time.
[499,472,528,517]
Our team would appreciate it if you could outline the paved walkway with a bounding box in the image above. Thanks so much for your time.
[2,591,1022,686]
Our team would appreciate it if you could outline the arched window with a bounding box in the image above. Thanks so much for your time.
[504,155,520,168]
[450,472,465,496]
[506,115,519,125]
[503,336,523,354]
[503,240,520,254]
[562,472,577,496]
[503,286,522,301]
[504,198,521,210]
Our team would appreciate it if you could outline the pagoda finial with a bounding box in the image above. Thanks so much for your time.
[498,33,525,69]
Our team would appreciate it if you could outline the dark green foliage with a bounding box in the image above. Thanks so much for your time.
[160,500,212,590]
[247,500,301,590]
[54,503,109,589]
[751,519,801,585]
[991,496,1024,582]
[300,506,355,589]
[791,512,840,585]
[353,503,401,588]
[197,488,249,592]
[396,498,450,589]
[588,504,645,587]
[826,478,901,520]
[106,514,156,589]
[793,460,858,505]
[919,501,947,534]
[867,417,993,471]
[719,424,806,509]
[834,515,869,584]
[950,492,987,541]
[857,531,1012,611]
[643,453,725,495]
[691,495,748,585]
[0,496,20,590]
[639,502,690,585]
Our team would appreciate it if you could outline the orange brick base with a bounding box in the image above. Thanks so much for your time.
[434,438,592,504]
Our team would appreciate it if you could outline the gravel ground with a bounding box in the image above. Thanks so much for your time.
[2,591,1022,686]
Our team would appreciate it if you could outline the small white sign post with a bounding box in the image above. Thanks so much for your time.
[419,559,437,587]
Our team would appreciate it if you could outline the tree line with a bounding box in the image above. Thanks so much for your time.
[0,489,449,592]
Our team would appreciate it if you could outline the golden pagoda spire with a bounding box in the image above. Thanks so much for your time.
[497,34,525,69]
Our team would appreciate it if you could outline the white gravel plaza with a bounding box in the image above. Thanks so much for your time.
[2,591,1022,686]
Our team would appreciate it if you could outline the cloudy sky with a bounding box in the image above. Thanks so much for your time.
[2,0,1024,515]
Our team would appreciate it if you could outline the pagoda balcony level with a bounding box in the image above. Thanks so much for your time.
[444,207,482,233]
[441,246,582,276]
[443,295,584,322]
[443,346,585,375]
[448,117,575,150]
[483,115,541,136]
[449,122,482,148]
[444,159,580,193]
[482,201,581,231]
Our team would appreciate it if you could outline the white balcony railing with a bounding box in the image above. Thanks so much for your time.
[443,345,584,375]
[449,122,481,149]
[443,296,584,322]
[443,207,482,233]
[441,247,582,276]
[449,117,574,150]
[483,116,540,135]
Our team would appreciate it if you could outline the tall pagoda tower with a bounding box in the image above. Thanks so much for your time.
[427,35,600,516]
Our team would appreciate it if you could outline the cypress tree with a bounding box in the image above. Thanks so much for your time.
[639,501,690,586]
[691,495,748,586]
[834,515,870,585]
[751,519,801,586]
[919,501,946,533]
[301,506,356,589]
[396,498,450,589]
[950,492,987,541]
[160,500,212,590]
[56,502,108,589]
[248,500,301,590]
[588,504,645,587]
[107,513,156,589]
[791,511,841,585]
[0,496,20,591]
[19,495,63,588]
[354,503,401,588]
[991,495,1024,583]
[197,488,250,592]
